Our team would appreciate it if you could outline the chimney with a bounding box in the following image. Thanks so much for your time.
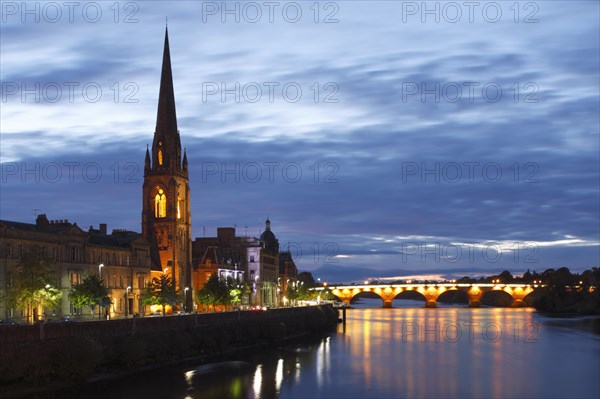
[36,214,49,227]
[99,223,107,235]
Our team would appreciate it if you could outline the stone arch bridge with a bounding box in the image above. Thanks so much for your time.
[315,283,541,308]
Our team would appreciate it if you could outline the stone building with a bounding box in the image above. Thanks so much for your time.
[192,219,282,308]
[0,214,151,321]
[278,250,298,305]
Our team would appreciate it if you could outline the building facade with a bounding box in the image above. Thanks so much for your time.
[192,220,283,308]
[0,214,151,322]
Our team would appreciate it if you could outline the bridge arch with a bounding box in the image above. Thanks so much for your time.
[480,289,514,307]
[436,289,469,305]
[394,289,427,306]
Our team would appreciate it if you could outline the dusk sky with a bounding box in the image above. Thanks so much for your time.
[1,1,598,282]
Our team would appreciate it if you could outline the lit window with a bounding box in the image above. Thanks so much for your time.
[158,149,163,165]
[154,188,167,218]
[177,196,181,219]
[70,272,81,286]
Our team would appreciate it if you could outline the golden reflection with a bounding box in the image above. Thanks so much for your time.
[253,364,262,398]
[275,358,283,392]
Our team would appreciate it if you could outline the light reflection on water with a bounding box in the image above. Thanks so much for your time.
[79,299,599,399]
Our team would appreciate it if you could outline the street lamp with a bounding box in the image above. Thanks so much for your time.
[125,286,131,317]
[99,263,104,279]
[184,287,190,313]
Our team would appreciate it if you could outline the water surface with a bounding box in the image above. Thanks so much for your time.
[80,299,600,398]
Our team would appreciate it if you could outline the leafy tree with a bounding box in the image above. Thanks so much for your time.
[226,278,249,308]
[69,274,111,319]
[196,274,229,311]
[141,274,180,316]
[286,284,299,305]
[297,271,316,288]
[497,270,513,283]
[3,251,62,324]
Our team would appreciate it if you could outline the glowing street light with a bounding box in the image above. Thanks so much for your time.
[125,286,131,317]
[99,263,104,279]
[184,287,190,313]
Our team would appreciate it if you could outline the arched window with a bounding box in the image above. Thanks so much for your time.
[177,196,181,219]
[154,188,166,218]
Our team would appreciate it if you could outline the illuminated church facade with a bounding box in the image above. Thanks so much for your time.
[141,28,193,312]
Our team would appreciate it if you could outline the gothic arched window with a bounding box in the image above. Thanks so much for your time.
[154,188,166,218]
[177,196,181,220]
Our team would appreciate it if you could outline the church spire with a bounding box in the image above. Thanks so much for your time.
[152,26,182,171]
[144,145,151,172]
[182,148,188,172]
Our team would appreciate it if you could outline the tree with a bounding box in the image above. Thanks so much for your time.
[141,274,180,316]
[297,271,316,287]
[226,278,249,308]
[196,274,229,311]
[286,284,299,305]
[69,274,111,319]
[498,270,513,283]
[3,251,62,324]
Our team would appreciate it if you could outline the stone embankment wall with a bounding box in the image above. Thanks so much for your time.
[0,305,338,390]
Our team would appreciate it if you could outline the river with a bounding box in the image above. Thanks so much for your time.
[79,299,600,399]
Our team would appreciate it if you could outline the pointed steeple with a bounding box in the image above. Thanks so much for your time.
[144,145,151,173]
[152,26,182,171]
[182,148,188,173]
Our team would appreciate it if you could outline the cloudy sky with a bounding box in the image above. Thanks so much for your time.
[1,1,598,282]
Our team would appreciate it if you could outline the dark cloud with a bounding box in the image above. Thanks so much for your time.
[1,1,598,281]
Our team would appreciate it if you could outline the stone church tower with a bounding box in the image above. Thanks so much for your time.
[142,27,192,311]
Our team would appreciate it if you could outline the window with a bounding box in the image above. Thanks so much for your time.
[5,243,12,258]
[154,188,167,218]
[158,148,163,166]
[70,247,78,262]
[119,275,124,289]
[6,272,12,287]
[177,196,181,219]
[113,275,117,289]
[19,244,24,258]
[70,272,82,286]
[250,255,255,262]
[138,274,146,289]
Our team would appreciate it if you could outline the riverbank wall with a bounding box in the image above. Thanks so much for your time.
[0,305,338,393]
